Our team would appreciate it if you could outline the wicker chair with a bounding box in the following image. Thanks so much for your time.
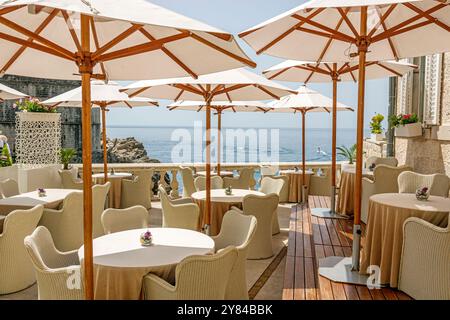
[58,170,83,190]
[259,165,278,178]
[143,246,238,300]
[101,205,149,234]
[398,172,450,197]
[0,205,43,295]
[0,179,19,198]
[223,168,253,190]
[159,186,199,231]
[361,165,412,224]
[233,194,279,260]
[365,156,398,169]
[398,214,450,300]
[120,170,153,209]
[212,210,257,300]
[24,226,83,300]
[259,177,285,235]
[309,168,332,197]
[194,176,223,191]
[180,166,196,198]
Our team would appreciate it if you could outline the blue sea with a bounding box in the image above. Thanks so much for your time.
[107,126,369,164]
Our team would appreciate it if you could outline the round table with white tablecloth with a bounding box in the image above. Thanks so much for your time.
[360,193,450,288]
[191,189,264,236]
[92,172,132,209]
[279,170,314,203]
[337,168,374,216]
[78,228,214,300]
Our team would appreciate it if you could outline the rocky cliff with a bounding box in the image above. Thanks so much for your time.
[105,137,160,164]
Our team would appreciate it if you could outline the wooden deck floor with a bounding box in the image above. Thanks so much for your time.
[283,195,412,300]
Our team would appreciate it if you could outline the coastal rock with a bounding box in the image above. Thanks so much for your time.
[105,137,160,164]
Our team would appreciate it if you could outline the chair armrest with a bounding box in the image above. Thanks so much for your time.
[143,273,176,300]
[230,207,243,214]
[170,197,193,205]
[58,249,81,266]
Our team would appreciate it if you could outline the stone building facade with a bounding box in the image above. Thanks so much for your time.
[0,75,102,163]
[393,53,450,175]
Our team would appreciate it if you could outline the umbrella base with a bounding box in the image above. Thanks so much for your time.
[318,257,369,286]
[311,208,349,220]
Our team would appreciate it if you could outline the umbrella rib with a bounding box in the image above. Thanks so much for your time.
[255,85,280,100]
[225,92,232,103]
[139,29,198,79]
[292,14,355,43]
[0,16,75,60]
[296,26,350,44]
[213,84,252,97]
[376,62,403,77]
[61,11,82,53]
[255,8,325,55]
[173,84,204,96]
[174,89,185,102]
[337,62,350,74]
[127,87,149,98]
[336,8,359,38]
[189,32,256,68]
[124,101,133,109]
[0,6,25,16]
[379,14,399,61]
[93,24,143,58]
[402,2,450,32]
[89,17,107,79]
[266,67,289,80]
[368,4,398,38]
[0,8,59,75]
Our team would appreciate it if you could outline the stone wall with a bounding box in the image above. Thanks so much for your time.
[363,139,388,162]
[394,53,450,176]
[0,75,102,162]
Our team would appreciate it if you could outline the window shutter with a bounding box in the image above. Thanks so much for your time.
[397,59,414,115]
[423,54,442,126]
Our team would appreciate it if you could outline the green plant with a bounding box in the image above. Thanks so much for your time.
[337,144,357,164]
[389,113,419,128]
[370,113,384,134]
[0,144,13,167]
[15,98,57,113]
[60,148,77,170]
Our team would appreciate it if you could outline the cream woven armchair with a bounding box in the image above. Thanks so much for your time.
[0,205,43,295]
[365,156,398,169]
[398,215,450,300]
[223,168,253,190]
[398,172,450,197]
[259,177,285,235]
[159,186,199,231]
[39,183,110,251]
[101,205,149,234]
[121,170,153,209]
[0,179,19,198]
[194,176,223,191]
[59,170,83,190]
[212,210,257,300]
[180,166,196,197]
[143,246,238,300]
[234,194,279,260]
[24,226,83,300]
[259,165,278,178]
[361,165,412,224]
[309,168,332,197]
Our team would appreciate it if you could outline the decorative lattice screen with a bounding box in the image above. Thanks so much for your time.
[15,112,61,166]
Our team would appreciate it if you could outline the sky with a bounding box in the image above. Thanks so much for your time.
[107,0,390,130]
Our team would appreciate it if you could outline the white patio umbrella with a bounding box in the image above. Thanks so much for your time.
[123,68,294,235]
[0,0,256,299]
[264,60,417,219]
[240,0,450,285]
[267,85,354,203]
[42,80,158,181]
[168,100,271,174]
[0,82,28,101]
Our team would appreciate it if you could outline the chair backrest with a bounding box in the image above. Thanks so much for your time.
[101,206,149,234]
[0,179,19,198]
[366,156,398,169]
[121,170,152,209]
[223,168,254,190]
[175,246,238,299]
[372,165,412,194]
[194,176,224,191]
[180,167,196,197]
[215,210,257,250]
[309,168,332,197]
[243,194,279,219]
[92,182,111,238]
[59,170,83,190]
[260,165,278,177]
[259,176,285,196]
[398,171,450,197]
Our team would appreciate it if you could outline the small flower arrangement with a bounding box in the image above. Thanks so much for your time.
[14,98,57,113]
[370,113,384,134]
[416,186,430,201]
[37,188,47,197]
[140,230,153,246]
[225,186,233,196]
[389,113,419,128]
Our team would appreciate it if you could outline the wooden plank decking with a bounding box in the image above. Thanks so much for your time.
[283,195,412,300]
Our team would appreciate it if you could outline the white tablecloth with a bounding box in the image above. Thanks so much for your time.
[78,228,214,300]
[196,171,234,178]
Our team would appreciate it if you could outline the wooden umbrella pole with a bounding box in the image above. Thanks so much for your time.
[101,104,108,182]
[352,6,368,271]
[80,14,94,300]
[331,63,338,213]
[217,110,222,176]
[205,89,212,235]
[301,110,307,203]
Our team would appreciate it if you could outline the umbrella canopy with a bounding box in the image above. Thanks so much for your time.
[123,68,295,101]
[0,0,257,300]
[0,82,28,100]
[168,100,271,113]
[239,0,450,62]
[264,60,418,82]
[0,0,255,80]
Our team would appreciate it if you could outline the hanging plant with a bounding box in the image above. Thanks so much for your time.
[14,98,57,113]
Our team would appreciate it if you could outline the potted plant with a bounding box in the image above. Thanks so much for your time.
[389,113,422,138]
[370,113,385,141]
[337,144,357,172]
[60,148,77,170]
[15,98,57,113]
